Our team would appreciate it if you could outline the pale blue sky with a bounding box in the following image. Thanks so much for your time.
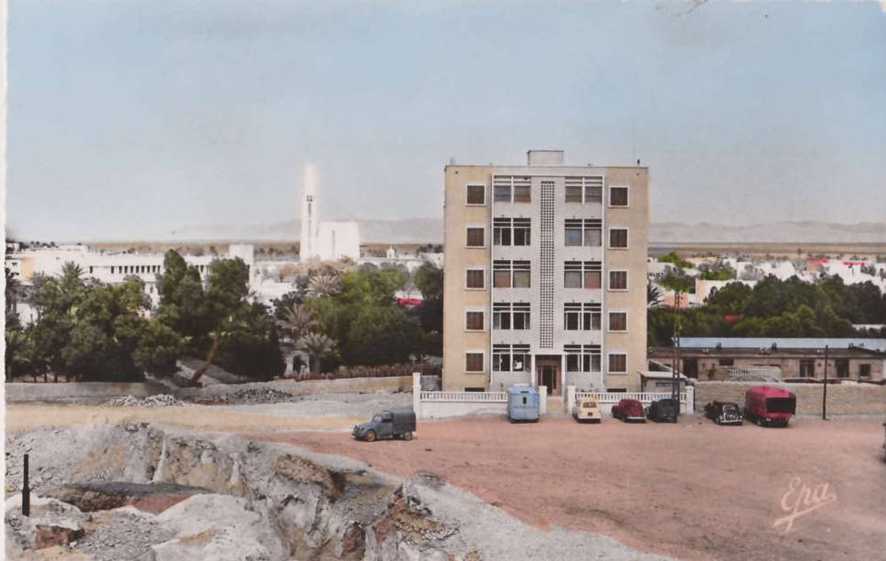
[8,1,886,240]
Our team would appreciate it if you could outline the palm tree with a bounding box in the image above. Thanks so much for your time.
[295,332,338,374]
[277,303,318,344]
[647,283,663,308]
[307,274,341,299]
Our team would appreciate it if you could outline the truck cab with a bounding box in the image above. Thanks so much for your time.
[352,408,416,442]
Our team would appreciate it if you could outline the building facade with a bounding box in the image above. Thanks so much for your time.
[650,337,886,383]
[442,150,649,393]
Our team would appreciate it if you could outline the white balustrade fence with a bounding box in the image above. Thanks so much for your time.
[419,391,507,402]
[413,374,547,419]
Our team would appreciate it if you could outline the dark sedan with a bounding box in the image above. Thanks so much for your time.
[704,401,743,425]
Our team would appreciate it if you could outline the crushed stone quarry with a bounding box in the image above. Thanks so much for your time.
[5,422,675,561]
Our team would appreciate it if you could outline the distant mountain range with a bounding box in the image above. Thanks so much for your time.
[16,219,883,245]
[649,221,886,245]
[167,218,444,244]
[163,220,886,245]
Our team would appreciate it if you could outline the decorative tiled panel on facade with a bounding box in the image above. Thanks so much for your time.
[539,181,555,348]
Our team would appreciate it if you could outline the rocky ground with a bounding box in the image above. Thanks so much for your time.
[5,421,674,561]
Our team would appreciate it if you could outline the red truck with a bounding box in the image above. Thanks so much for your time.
[744,386,796,427]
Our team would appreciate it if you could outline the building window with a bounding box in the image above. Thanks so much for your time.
[564,263,583,288]
[466,227,485,247]
[564,261,602,289]
[565,303,602,331]
[609,228,629,249]
[859,364,871,378]
[493,344,531,373]
[514,183,531,203]
[718,358,734,367]
[493,219,512,246]
[492,302,531,331]
[565,220,583,246]
[609,271,628,291]
[836,359,849,378]
[608,312,627,332]
[466,269,485,289]
[565,344,602,373]
[515,303,531,329]
[564,176,603,204]
[799,359,815,378]
[565,220,602,247]
[513,261,531,288]
[466,184,485,205]
[609,186,629,207]
[493,175,531,204]
[494,218,531,247]
[493,260,531,288]
[466,353,484,372]
[513,218,531,246]
[609,353,627,373]
[465,311,484,331]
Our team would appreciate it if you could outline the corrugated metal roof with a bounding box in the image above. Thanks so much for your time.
[678,337,886,353]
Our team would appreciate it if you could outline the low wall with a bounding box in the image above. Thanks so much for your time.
[694,381,886,416]
[413,374,548,419]
[5,382,168,404]
[176,375,414,401]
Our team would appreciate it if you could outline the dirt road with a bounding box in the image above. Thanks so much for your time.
[254,416,886,561]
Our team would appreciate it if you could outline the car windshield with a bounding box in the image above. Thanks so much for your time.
[722,404,738,413]
[767,398,795,413]
[372,415,382,423]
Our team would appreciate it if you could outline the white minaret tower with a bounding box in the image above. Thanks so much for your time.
[299,163,319,261]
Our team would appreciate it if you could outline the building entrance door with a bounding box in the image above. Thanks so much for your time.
[537,362,559,392]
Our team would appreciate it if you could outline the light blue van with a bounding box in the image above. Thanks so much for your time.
[507,385,540,422]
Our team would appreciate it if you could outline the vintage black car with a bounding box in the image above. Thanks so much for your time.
[646,398,678,423]
[704,401,743,425]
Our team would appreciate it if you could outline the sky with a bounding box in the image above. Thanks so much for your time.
[7,0,886,241]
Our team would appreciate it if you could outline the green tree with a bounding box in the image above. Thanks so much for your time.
[295,332,339,373]
[156,252,285,381]
[134,320,184,376]
[659,252,693,269]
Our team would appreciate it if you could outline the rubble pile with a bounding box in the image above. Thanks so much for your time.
[106,394,184,408]
[204,387,298,404]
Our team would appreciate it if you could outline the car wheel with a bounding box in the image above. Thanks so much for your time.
[365,430,377,442]
[404,432,413,441]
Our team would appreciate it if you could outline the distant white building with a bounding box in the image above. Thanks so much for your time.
[298,164,360,262]
[7,244,258,321]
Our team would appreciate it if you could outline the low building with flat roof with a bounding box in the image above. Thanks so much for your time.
[650,337,886,383]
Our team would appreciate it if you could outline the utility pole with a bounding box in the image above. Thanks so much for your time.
[822,345,829,421]
[22,454,30,517]
[672,292,682,421]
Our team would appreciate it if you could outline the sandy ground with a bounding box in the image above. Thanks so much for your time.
[251,416,886,561]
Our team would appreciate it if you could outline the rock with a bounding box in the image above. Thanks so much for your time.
[35,523,85,549]
[152,494,287,561]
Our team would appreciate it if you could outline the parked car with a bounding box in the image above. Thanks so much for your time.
[572,398,602,423]
[352,408,416,442]
[744,386,796,427]
[612,399,646,423]
[646,398,678,423]
[507,385,540,422]
[704,401,743,425]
